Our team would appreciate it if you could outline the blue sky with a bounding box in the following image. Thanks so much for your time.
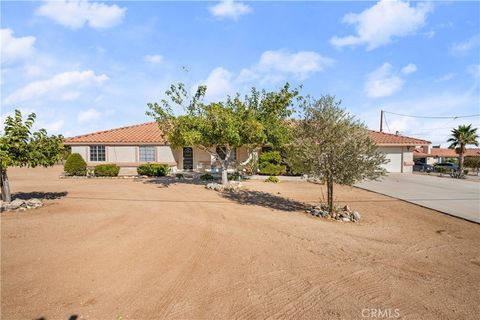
[1,0,479,145]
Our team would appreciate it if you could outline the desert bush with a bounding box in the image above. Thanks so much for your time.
[175,173,184,179]
[64,153,87,176]
[94,164,120,177]
[200,173,215,181]
[265,176,279,183]
[137,163,169,176]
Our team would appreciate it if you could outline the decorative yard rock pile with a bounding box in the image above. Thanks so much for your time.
[306,204,361,222]
[1,198,43,212]
[205,182,242,192]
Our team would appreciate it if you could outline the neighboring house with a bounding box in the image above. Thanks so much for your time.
[64,122,430,174]
[414,146,480,164]
[368,130,430,173]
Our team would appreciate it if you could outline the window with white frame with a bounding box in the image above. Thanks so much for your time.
[139,145,155,162]
[90,145,106,161]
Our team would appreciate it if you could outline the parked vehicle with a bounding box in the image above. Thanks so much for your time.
[434,162,459,172]
[413,163,434,173]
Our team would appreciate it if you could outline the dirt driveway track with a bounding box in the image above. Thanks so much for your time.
[1,166,479,319]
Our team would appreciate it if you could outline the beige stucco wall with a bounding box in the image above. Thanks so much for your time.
[107,146,136,163]
[237,146,249,163]
[157,146,176,163]
[71,146,87,161]
[378,147,403,173]
[402,149,414,173]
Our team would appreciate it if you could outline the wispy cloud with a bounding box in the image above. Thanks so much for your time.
[331,0,432,50]
[1,28,36,65]
[5,70,108,104]
[144,54,163,64]
[365,63,416,98]
[209,0,252,20]
[36,0,127,29]
[450,34,480,54]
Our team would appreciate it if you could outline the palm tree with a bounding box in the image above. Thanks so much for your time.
[447,124,479,175]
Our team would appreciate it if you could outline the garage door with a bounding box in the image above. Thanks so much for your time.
[378,147,402,173]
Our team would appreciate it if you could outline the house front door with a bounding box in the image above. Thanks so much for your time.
[183,147,193,170]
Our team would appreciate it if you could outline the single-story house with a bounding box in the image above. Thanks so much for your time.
[414,146,480,164]
[64,122,430,174]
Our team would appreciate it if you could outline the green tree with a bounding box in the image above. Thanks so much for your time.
[464,157,480,175]
[286,96,387,214]
[147,83,299,185]
[0,110,64,202]
[447,124,479,175]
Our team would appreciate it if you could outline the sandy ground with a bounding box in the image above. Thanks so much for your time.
[1,166,479,320]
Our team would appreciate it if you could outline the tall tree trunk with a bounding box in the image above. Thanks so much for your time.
[1,169,12,203]
[327,176,333,213]
[459,145,465,175]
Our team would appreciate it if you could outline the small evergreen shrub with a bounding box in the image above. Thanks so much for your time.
[175,173,184,179]
[259,151,282,165]
[64,153,87,176]
[265,176,279,183]
[260,163,287,176]
[258,150,286,175]
[94,164,120,177]
[137,163,169,176]
[200,173,215,181]
[228,171,244,181]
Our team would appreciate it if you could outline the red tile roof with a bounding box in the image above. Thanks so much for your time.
[368,130,431,146]
[65,122,430,147]
[414,148,480,158]
[64,122,166,145]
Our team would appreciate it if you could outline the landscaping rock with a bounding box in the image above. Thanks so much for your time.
[342,217,350,222]
[352,211,361,222]
[1,198,44,212]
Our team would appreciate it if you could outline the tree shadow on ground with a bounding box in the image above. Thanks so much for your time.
[221,190,307,212]
[12,191,68,200]
[35,315,78,320]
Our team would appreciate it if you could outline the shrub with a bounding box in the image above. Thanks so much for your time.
[200,173,215,181]
[137,163,169,176]
[228,171,244,181]
[94,164,120,177]
[64,153,87,176]
[176,173,184,179]
[260,162,287,176]
[265,176,279,183]
[259,151,282,165]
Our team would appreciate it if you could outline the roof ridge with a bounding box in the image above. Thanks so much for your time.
[65,121,157,140]
[369,130,431,144]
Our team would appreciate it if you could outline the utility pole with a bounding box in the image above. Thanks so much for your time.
[380,110,384,132]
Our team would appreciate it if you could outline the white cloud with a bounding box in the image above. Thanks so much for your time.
[1,28,36,65]
[434,73,456,83]
[40,119,65,133]
[5,70,108,104]
[36,0,126,29]
[238,50,334,84]
[199,67,234,100]
[468,64,480,78]
[365,62,416,98]
[450,34,480,54]
[331,0,433,50]
[209,0,252,20]
[401,63,417,75]
[144,54,163,64]
[77,108,101,124]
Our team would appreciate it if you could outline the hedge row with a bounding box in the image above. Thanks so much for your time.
[137,163,170,176]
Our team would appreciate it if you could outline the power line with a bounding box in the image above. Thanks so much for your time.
[383,111,480,119]
[383,113,391,132]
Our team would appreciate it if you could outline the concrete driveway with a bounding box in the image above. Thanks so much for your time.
[356,173,480,223]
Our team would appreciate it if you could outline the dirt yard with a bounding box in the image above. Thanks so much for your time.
[1,166,479,320]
